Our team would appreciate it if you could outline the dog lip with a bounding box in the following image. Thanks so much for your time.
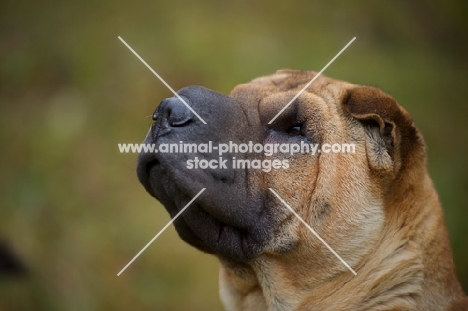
[136,152,160,193]
[145,158,159,175]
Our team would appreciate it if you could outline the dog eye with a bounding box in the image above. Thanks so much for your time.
[286,124,302,136]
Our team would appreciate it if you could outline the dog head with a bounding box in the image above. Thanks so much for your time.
[136,70,424,266]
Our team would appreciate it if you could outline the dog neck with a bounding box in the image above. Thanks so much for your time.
[219,173,465,311]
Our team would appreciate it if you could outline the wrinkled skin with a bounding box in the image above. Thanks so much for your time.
[137,70,467,310]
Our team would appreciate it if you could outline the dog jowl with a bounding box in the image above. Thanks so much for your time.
[136,70,467,311]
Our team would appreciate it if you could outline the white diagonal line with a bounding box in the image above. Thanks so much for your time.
[118,36,207,125]
[117,188,206,276]
[268,37,356,124]
[268,188,357,275]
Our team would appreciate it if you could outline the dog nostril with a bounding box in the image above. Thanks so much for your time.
[169,101,192,126]
[158,96,193,127]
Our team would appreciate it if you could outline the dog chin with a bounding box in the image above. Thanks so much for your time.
[170,199,266,262]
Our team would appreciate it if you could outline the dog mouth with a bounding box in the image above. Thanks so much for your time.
[136,151,271,261]
[136,152,161,196]
[145,158,159,175]
[173,201,259,260]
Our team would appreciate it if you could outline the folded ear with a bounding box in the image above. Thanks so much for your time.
[342,86,423,175]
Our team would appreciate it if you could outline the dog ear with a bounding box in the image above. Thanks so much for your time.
[342,86,423,174]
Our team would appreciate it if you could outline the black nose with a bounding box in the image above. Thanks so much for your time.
[153,96,193,127]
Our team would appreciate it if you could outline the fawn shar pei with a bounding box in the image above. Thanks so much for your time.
[137,70,467,310]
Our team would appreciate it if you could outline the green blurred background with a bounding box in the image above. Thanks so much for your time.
[1,0,467,310]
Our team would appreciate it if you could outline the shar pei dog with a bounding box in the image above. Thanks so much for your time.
[136,70,467,310]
